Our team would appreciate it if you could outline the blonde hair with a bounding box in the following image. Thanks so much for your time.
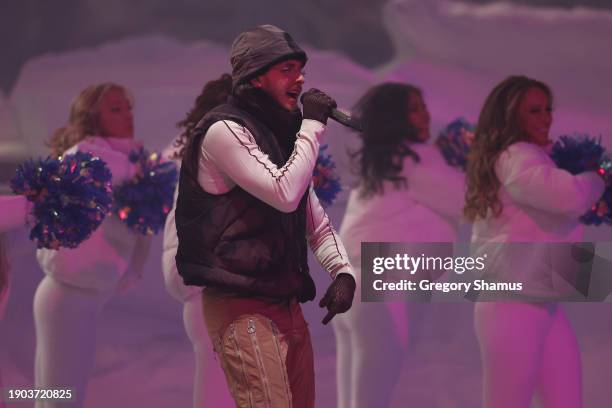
[464,76,552,221]
[47,83,133,157]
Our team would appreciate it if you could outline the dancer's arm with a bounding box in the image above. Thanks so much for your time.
[497,142,604,216]
[405,144,466,219]
[161,186,201,301]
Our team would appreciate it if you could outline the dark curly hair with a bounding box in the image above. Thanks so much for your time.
[464,75,552,221]
[171,73,233,161]
[350,82,424,197]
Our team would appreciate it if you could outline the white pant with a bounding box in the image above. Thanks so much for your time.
[182,294,233,408]
[34,276,113,408]
[332,295,410,408]
[474,302,582,408]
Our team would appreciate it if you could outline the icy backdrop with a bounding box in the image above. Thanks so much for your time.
[1,1,611,407]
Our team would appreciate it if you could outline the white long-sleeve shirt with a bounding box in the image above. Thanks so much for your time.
[340,143,466,269]
[162,119,353,302]
[472,141,605,243]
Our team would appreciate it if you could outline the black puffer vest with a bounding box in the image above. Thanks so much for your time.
[175,99,315,302]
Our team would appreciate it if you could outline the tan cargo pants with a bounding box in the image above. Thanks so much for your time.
[202,288,315,408]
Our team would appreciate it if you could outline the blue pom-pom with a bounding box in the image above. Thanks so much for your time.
[550,134,604,175]
[10,151,113,249]
[113,147,178,235]
[435,117,474,170]
[550,134,611,226]
[312,144,342,207]
[578,156,612,226]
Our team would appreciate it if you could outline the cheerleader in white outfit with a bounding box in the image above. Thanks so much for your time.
[464,76,605,408]
[161,74,233,408]
[0,195,29,408]
[0,195,29,318]
[34,83,151,408]
[333,83,465,408]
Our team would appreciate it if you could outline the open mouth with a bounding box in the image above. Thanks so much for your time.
[286,90,300,102]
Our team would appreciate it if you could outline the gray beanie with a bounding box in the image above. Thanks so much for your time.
[230,25,307,86]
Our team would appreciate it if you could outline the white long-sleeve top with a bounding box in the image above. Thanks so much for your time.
[162,119,353,302]
[36,136,151,292]
[472,141,604,243]
[471,141,605,298]
[340,143,466,269]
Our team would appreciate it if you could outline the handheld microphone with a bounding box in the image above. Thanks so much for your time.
[300,92,362,132]
[330,108,362,132]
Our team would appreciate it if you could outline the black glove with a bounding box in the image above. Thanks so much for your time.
[319,273,356,325]
[301,88,337,125]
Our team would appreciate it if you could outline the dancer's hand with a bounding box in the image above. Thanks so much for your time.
[319,273,356,324]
